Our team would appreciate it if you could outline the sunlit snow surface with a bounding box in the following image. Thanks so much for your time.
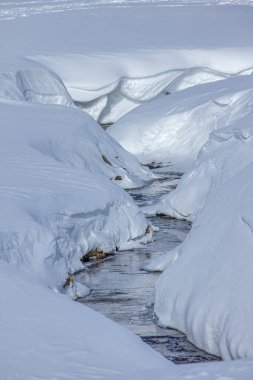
[109,75,253,170]
[0,100,152,291]
[1,0,253,20]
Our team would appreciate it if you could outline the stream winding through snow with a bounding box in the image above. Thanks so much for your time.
[77,171,220,364]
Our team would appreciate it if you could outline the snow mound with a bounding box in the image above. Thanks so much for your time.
[148,114,253,359]
[0,68,74,106]
[144,85,253,219]
[16,67,74,106]
[0,68,152,189]
[109,75,253,171]
[0,100,151,291]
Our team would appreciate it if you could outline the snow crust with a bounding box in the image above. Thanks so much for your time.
[0,100,151,291]
[147,114,253,359]
[109,75,253,170]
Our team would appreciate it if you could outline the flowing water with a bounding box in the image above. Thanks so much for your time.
[77,171,220,364]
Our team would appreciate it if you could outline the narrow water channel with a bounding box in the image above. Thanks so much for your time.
[77,171,220,364]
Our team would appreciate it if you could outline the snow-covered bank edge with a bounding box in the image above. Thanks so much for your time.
[0,99,153,296]
[109,75,253,171]
[146,114,253,360]
[0,260,172,380]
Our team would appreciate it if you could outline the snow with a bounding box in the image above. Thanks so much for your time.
[0,100,152,291]
[1,260,253,380]
[1,1,253,21]
[1,0,253,378]
[109,75,253,170]
[146,113,253,359]
[0,261,170,380]
[144,100,253,220]
[1,3,253,122]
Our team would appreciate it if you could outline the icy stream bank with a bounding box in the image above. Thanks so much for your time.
[76,172,220,364]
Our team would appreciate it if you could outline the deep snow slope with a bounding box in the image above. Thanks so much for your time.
[109,75,253,170]
[146,114,253,360]
[0,3,253,122]
[0,100,151,291]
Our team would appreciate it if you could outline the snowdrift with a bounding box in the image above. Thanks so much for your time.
[147,114,253,359]
[1,4,253,123]
[109,75,253,171]
[0,100,151,291]
[65,66,231,124]
[0,68,152,189]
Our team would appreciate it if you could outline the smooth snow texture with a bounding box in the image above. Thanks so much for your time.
[1,1,253,21]
[1,5,253,122]
[2,260,253,380]
[0,261,170,380]
[110,75,253,170]
[147,114,253,360]
[0,100,151,290]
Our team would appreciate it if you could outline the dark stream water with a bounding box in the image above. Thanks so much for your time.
[77,171,220,364]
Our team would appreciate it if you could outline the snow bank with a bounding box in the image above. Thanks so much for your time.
[144,88,253,219]
[0,261,170,380]
[109,75,253,170]
[0,100,151,291]
[1,4,253,123]
[0,68,152,189]
[147,114,253,359]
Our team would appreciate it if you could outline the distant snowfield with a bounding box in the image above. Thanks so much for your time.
[1,0,253,20]
[1,1,253,379]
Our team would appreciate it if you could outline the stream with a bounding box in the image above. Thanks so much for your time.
[77,171,220,364]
